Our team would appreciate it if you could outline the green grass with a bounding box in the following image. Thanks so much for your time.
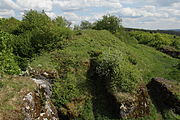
[0,76,36,120]
[30,30,180,120]
[30,52,58,70]
[126,43,180,82]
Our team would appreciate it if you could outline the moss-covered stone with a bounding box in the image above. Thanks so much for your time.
[147,78,180,114]
[112,85,150,119]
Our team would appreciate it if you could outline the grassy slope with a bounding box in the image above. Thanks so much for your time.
[30,30,179,120]
[0,76,36,120]
[127,44,180,82]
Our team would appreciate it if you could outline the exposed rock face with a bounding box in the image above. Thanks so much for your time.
[113,85,150,119]
[22,67,58,82]
[23,91,58,120]
[159,47,180,59]
[147,78,180,114]
[22,76,59,120]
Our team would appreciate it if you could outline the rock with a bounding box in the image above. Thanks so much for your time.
[159,47,180,58]
[22,92,42,119]
[32,78,52,99]
[110,85,150,119]
[23,77,59,120]
[147,77,180,114]
[30,69,58,81]
[23,91,59,120]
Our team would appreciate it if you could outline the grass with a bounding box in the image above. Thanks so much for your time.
[126,43,180,82]
[30,52,58,71]
[0,75,36,120]
[30,30,180,120]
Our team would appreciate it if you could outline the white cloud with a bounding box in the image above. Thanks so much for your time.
[16,0,53,11]
[0,9,15,17]
[0,0,179,29]
[0,0,20,10]
[46,12,57,18]
[172,2,180,8]
[119,6,169,18]
[53,0,122,11]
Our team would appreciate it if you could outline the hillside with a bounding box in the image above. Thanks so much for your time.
[29,30,179,120]
[0,11,180,120]
[125,28,180,36]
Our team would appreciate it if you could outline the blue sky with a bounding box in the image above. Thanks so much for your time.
[0,0,180,29]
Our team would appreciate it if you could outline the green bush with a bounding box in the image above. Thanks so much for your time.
[0,17,20,34]
[129,31,179,52]
[52,74,80,107]
[94,14,122,34]
[12,31,33,58]
[148,33,171,48]
[95,51,142,93]
[0,31,20,74]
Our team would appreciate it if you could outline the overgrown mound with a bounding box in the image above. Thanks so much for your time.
[31,30,149,119]
[94,51,142,93]
[93,52,151,119]
[29,29,180,119]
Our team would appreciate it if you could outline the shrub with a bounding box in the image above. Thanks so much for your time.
[95,51,142,93]
[12,31,33,58]
[0,17,20,34]
[52,75,80,107]
[94,14,122,34]
[0,31,20,74]
[148,33,171,48]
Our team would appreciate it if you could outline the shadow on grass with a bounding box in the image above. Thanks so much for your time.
[146,79,179,119]
[86,58,119,120]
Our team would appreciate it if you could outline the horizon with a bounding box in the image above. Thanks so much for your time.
[0,0,180,30]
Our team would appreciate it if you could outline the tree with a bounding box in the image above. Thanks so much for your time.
[94,14,122,34]
[73,25,80,30]
[53,16,71,28]
[80,20,93,30]
[0,17,20,34]
[0,31,20,74]
[19,10,53,32]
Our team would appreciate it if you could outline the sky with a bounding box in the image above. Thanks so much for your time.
[0,0,180,30]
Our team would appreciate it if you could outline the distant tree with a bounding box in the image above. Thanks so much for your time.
[53,16,71,28]
[94,14,122,34]
[80,20,93,30]
[73,25,80,30]
[18,10,53,33]
[15,10,73,54]
[0,17,20,34]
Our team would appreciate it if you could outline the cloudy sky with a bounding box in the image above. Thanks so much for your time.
[0,0,180,29]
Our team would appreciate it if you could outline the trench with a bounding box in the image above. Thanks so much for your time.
[87,58,119,119]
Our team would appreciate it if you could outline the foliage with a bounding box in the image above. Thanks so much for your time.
[94,14,122,34]
[0,31,20,74]
[19,10,53,32]
[12,31,33,58]
[31,30,179,120]
[52,75,80,106]
[0,76,36,119]
[0,17,20,34]
[19,10,73,52]
[53,16,71,28]
[0,10,74,71]
[95,51,142,93]
[80,20,93,30]
[0,11,179,119]
[129,30,180,50]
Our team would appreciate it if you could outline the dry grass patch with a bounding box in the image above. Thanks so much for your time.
[0,76,37,120]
